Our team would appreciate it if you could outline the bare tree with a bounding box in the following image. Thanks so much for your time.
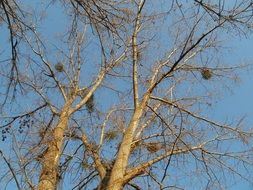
[1,1,253,190]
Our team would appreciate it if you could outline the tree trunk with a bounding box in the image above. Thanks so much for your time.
[38,105,71,190]
[106,107,144,190]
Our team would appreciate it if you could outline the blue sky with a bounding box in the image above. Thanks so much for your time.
[207,32,253,190]
[214,34,253,124]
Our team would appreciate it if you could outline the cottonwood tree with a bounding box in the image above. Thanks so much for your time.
[0,0,253,190]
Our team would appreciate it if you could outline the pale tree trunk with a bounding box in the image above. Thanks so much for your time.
[38,103,72,190]
[106,105,146,190]
[104,3,146,188]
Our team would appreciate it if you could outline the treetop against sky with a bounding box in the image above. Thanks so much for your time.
[0,1,253,189]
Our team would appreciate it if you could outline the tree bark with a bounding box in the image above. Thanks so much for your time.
[38,104,71,190]
[106,107,145,190]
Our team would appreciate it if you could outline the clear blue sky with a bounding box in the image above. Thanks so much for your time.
[214,35,253,125]
[215,32,253,190]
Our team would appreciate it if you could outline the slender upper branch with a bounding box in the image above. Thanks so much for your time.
[81,133,106,178]
[132,0,146,109]
[124,144,204,183]
[24,34,68,101]
[150,96,246,133]
[71,49,127,113]
[147,23,224,94]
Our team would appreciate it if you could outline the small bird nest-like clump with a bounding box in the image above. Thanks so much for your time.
[201,68,212,80]
[86,94,95,113]
[55,63,64,72]
[131,141,142,150]
[82,161,90,169]
[77,88,95,113]
[77,88,89,98]
[146,142,162,153]
[104,130,118,141]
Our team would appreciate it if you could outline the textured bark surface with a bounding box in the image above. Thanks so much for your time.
[38,105,71,190]
[107,100,147,190]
